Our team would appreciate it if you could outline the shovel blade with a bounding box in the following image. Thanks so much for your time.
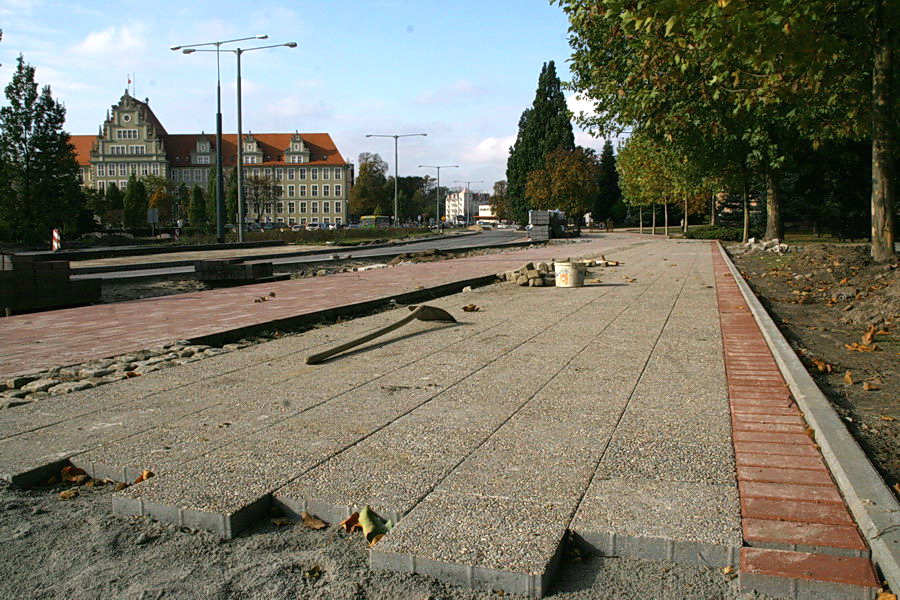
[408,304,457,323]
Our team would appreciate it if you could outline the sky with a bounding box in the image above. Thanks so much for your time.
[0,0,606,193]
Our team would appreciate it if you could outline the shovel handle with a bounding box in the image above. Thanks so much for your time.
[305,306,424,364]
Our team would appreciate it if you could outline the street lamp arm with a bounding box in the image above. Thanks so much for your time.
[170,34,267,52]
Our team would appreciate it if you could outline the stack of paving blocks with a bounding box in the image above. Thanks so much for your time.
[528,210,550,241]
[0,254,101,314]
[194,259,275,285]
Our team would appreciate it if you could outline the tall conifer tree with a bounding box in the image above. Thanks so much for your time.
[506,61,575,223]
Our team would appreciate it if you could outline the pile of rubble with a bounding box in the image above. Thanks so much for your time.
[0,339,257,408]
[743,237,792,254]
[497,257,618,287]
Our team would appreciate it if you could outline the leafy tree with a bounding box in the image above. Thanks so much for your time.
[506,61,575,223]
[491,180,509,221]
[349,152,390,217]
[225,168,238,226]
[106,181,124,209]
[525,147,599,226]
[595,140,621,223]
[174,183,188,223]
[188,184,206,227]
[0,55,85,242]
[122,175,148,231]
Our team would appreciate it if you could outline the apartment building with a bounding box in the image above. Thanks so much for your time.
[71,90,351,227]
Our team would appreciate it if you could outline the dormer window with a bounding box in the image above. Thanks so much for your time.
[199,143,209,152]
[293,143,301,151]
[245,143,255,152]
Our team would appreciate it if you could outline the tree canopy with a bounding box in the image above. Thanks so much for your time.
[350,153,390,217]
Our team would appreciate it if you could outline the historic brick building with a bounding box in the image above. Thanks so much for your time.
[71,90,352,227]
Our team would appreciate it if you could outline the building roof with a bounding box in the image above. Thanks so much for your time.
[70,131,346,168]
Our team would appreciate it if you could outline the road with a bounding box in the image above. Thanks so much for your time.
[71,229,526,281]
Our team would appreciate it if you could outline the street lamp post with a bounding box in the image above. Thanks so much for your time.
[454,180,484,225]
[419,164,458,229]
[366,133,427,226]
[171,34,267,243]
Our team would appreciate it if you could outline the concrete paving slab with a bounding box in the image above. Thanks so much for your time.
[572,477,742,567]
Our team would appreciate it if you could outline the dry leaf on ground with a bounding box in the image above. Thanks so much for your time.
[879,415,896,421]
[58,488,79,500]
[340,512,361,533]
[60,465,86,482]
[462,304,479,312]
[863,382,881,391]
[271,517,291,527]
[843,371,854,385]
[133,469,154,484]
[301,511,328,530]
[862,324,877,345]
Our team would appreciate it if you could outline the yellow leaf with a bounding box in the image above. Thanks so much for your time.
[862,324,877,345]
[863,382,880,391]
[880,415,896,421]
[722,565,734,575]
[133,469,155,484]
[843,371,854,385]
[58,488,79,500]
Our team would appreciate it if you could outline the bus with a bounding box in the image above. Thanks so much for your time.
[360,215,391,228]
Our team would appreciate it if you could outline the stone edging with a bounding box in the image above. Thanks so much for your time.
[716,241,900,591]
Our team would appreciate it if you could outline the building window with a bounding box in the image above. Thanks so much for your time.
[275,168,283,180]
[293,142,301,151]
[301,217,308,225]
[275,185,283,197]
[194,169,202,181]
[252,168,260,177]
[312,185,318,197]
[97,180,106,192]
[265,203,272,214]
[119,180,127,188]
[122,114,131,122]
[130,163,138,175]
[97,164,106,177]
[312,217,319,223]
[322,168,329,180]
[311,168,318,180]
[299,185,307,196]
[199,143,208,152]
[111,145,126,154]
[141,163,149,176]
[196,155,210,165]
[335,184,342,197]
[289,217,296,225]
[299,168,307,179]
[152,163,160,175]
[335,201,342,214]
[323,184,330,197]
[288,202,295,213]
[275,202,283,213]
[288,185,295,197]
[116,129,138,139]
[287,168,295,180]
[334,168,342,180]
[246,155,258,164]
[323,201,330,213]
[245,143,254,152]
[264,168,272,177]
[300,201,307,213]
[118,163,127,176]
[276,217,284,224]
[335,217,342,225]
[311,201,319,213]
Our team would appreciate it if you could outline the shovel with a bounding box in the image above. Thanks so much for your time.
[305,305,457,365]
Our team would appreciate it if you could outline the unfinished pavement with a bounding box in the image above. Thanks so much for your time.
[0,237,884,598]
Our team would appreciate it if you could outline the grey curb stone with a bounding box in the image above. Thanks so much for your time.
[717,242,900,592]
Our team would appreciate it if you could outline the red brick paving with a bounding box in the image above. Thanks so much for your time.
[0,236,627,379]
[713,245,879,594]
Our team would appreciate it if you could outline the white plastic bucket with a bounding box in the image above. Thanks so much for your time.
[554,261,585,288]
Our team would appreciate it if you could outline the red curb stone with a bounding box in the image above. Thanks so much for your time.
[732,414,806,426]
[740,547,878,588]
[743,518,868,552]
[739,481,844,504]
[736,466,835,487]
[735,452,827,471]
[731,406,801,416]
[741,497,856,526]
[733,442,821,457]
[733,431,814,445]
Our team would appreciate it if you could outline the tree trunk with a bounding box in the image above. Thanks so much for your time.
[871,0,896,262]
[764,172,783,241]
[639,206,643,234]
[651,204,656,235]
[664,201,669,235]
[684,196,688,233]
[742,182,750,243]
[710,194,717,226]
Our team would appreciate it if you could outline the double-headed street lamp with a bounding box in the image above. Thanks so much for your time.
[454,179,484,225]
[366,133,427,226]
[171,34,267,243]
[419,164,458,228]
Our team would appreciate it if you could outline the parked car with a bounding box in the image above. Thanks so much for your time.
[305,222,321,231]
[291,224,304,232]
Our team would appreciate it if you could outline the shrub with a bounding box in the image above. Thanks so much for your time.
[684,225,744,241]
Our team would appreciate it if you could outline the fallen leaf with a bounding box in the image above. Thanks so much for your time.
[722,566,734,575]
[843,371,854,385]
[61,465,86,482]
[863,382,881,391]
[303,565,323,581]
[880,415,896,421]
[359,505,393,546]
[804,427,815,440]
[269,291,276,297]
[877,593,898,600]
[838,277,848,285]
[894,483,900,494]
[340,512,361,533]
[271,517,291,527]
[462,304,480,312]
[58,488,79,500]
[125,371,140,378]
[114,482,129,491]
[133,469,155,484]
[862,324,877,345]
[301,512,328,530]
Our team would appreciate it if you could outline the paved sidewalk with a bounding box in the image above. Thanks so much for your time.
[0,238,879,598]
[0,233,642,379]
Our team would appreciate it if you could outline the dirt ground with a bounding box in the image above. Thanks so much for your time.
[0,478,740,600]
[727,243,899,494]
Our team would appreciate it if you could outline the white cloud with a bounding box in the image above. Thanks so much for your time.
[71,26,146,55]
[414,79,487,105]
[462,134,516,164]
